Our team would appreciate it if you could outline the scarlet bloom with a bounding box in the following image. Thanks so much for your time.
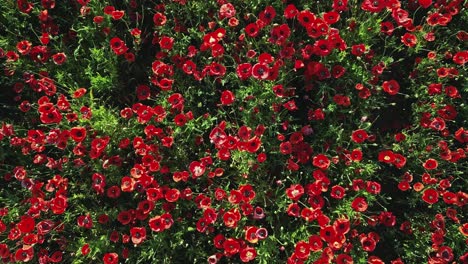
[159,36,174,50]
[70,127,86,142]
[422,188,439,204]
[351,129,368,143]
[220,90,235,105]
[252,63,269,80]
[15,247,34,262]
[330,185,346,199]
[423,158,438,170]
[286,184,304,201]
[103,253,119,264]
[401,33,417,47]
[351,196,368,212]
[81,244,90,255]
[351,44,366,56]
[419,0,432,8]
[153,12,167,26]
[223,238,241,256]
[17,215,35,233]
[73,88,87,98]
[294,241,310,259]
[382,79,400,95]
[378,150,395,163]
[109,37,128,55]
[130,227,146,245]
[312,154,331,170]
[77,214,93,229]
[240,246,257,262]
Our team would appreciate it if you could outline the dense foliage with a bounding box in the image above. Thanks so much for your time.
[0,0,467,263]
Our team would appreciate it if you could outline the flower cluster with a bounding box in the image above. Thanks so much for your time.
[0,0,466,263]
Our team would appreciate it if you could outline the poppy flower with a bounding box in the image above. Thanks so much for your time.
[286,184,304,201]
[351,196,368,212]
[401,33,417,47]
[422,188,439,204]
[15,247,34,262]
[103,253,119,264]
[159,36,174,50]
[361,0,386,12]
[418,0,432,8]
[312,154,331,170]
[382,80,400,95]
[330,185,346,199]
[220,90,235,105]
[17,215,35,233]
[284,4,298,19]
[70,127,86,142]
[81,244,90,255]
[77,214,93,229]
[423,158,438,170]
[223,238,241,256]
[16,40,32,55]
[297,10,316,27]
[189,161,205,178]
[153,12,167,26]
[323,11,340,24]
[351,129,368,143]
[294,241,310,259]
[130,227,146,245]
[239,247,257,262]
[378,150,395,163]
[351,44,366,56]
[251,63,269,80]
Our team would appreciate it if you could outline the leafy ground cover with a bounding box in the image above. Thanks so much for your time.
[0,0,467,263]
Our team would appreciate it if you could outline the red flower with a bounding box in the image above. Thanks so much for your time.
[332,0,348,11]
[149,216,165,232]
[77,214,93,229]
[16,40,32,55]
[294,241,310,259]
[236,63,252,80]
[153,12,167,26]
[223,238,240,256]
[423,158,438,170]
[189,161,205,178]
[50,194,67,214]
[351,44,366,56]
[382,80,400,95]
[351,129,368,143]
[103,253,119,264]
[422,188,439,204]
[109,37,128,56]
[284,4,298,19]
[15,247,34,262]
[418,0,432,8]
[220,90,235,105]
[70,127,86,142]
[259,6,276,25]
[240,246,257,262]
[17,215,35,233]
[159,36,174,50]
[81,244,90,255]
[330,185,346,199]
[312,154,331,170]
[286,184,304,201]
[251,63,269,80]
[297,10,316,27]
[130,227,146,245]
[323,11,340,24]
[361,0,386,12]
[351,196,368,212]
[378,150,395,163]
[401,33,417,47]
